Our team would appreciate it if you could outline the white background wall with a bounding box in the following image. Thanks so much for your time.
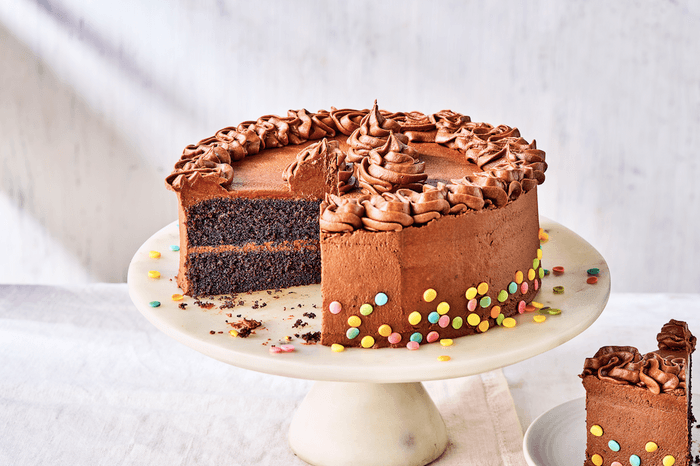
[1,0,699,292]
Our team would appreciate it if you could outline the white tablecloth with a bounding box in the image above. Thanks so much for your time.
[1,285,698,465]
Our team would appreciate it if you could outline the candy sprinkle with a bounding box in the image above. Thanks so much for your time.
[587,276,598,285]
[229,329,239,337]
[531,301,544,309]
[347,316,362,327]
[533,315,546,323]
[378,324,392,337]
[331,343,345,352]
[436,301,450,315]
[663,455,676,466]
[408,311,422,325]
[388,332,402,344]
[502,317,517,328]
[552,266,565,276]
[148,270,161,279]
[591,454,603,466]
[590,425,603,437]
[329,301,342,314]
[629,455,641,466]
[547,308,562,315]
[406,341,420,350]
[280,344,295,352]
[644,442,658,453]
[360,303,374,316]
[437,355,451,362]
[149,301,161,308]
[374,292,388,306]
[149,250,161,259]
[587,268,600,276]
[169,245,180,252]
[171,294,184,301]
[361,336,375,348]
[423,288,437,302]
[440,339,453,347]
[553,286,565,294]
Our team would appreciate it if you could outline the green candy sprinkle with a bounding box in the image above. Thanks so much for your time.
[497,290,508,302]
[360,304,374,316]
[496,314,505,326]
[587,268,600,276]
[538,268,545,279]
[553,286,565,294]
[480,296,492,308]
[547,308,562,315]
[149,301,161,307]
[452,316,464,329]
[533,258,540,270]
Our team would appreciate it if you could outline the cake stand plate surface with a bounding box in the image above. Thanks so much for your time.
[128,216,610,466]
[127,216,610,383]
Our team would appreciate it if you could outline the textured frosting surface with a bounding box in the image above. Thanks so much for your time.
[582,320,695,395]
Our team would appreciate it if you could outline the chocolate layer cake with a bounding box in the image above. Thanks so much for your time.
[581,320,695,466]
[166,101,547,347]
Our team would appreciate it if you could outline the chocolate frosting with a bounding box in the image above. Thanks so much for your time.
[282,138,355,194]
[581,320,695,395]
[167,101,548,224]
[319,194,368,233]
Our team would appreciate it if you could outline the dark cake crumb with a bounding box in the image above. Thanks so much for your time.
[303,312,316,319]
[178,303,187,310]
[300,331,321,344]
[292,319,308,329]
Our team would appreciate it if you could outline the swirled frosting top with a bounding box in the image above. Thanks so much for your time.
[167,101,548,231]
[581,320,695,395]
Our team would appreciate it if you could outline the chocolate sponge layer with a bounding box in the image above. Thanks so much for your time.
[185,247,321,296]
[186,197,321,247]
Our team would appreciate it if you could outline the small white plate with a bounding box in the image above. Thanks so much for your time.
[523,397,586,466]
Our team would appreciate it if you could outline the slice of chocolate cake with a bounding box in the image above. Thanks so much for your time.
[581,320,695,466]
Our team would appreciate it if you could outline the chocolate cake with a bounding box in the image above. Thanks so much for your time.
[166,101,548,348]
[581,320,695,466]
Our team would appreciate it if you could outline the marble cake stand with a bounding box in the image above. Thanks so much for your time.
[127,217,610,466]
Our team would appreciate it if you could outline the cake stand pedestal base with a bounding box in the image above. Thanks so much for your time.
[288,381,448,466]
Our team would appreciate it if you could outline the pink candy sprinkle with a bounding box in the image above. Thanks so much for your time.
[534,279,539,291]
[427,331,439,343]
[269,346,283,354]
[329,301,342,314]
[467,298,477,312]
[280,344,295,352]
[388,332,402,344]
[521,281,529,294]
[406,341,420,350]
[518,300,527,314]
[438,315,450,328]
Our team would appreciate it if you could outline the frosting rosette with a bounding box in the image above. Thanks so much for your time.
[445,179,486,212]
[356,133,427,194]
[397,184,450,224]
[330,108,369,136]
[319,194,367,233]
[582,346,644,385]
[361,192,414,232]
[282,138,355,194]
[347,101,407,163]
[657,319,697,353]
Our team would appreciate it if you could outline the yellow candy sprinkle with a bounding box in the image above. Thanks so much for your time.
[437,355,451,362]
[147,270,161,279]
[531,301,544,309]
[515,271,524,284]
[228,329,239,337]
[331,343,345,352]
[645,442,658,453]
[539,229,549,243]
[490,305,502,319]
[533,315,546,323]
[361,335,375,348]
[478,320,490,333]
[423,288,437,302]
[347,316,362,327]
[467,313,481,327]
[528,268,536,281]
[440,339,453,347]
[663,455,676,466]
[537,248,543,260]
[590,425,603,437]
[502,317,517,328]
[149,250,161,259]
[591,454,603,466]
[171,294,184,301]
[378,324,392,337]
[477,282,489,295]
[465,287,478,300]
[436,302,450,315]
[408,311,422,326]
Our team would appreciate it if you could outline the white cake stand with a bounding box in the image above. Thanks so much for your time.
[127,216,610,466]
